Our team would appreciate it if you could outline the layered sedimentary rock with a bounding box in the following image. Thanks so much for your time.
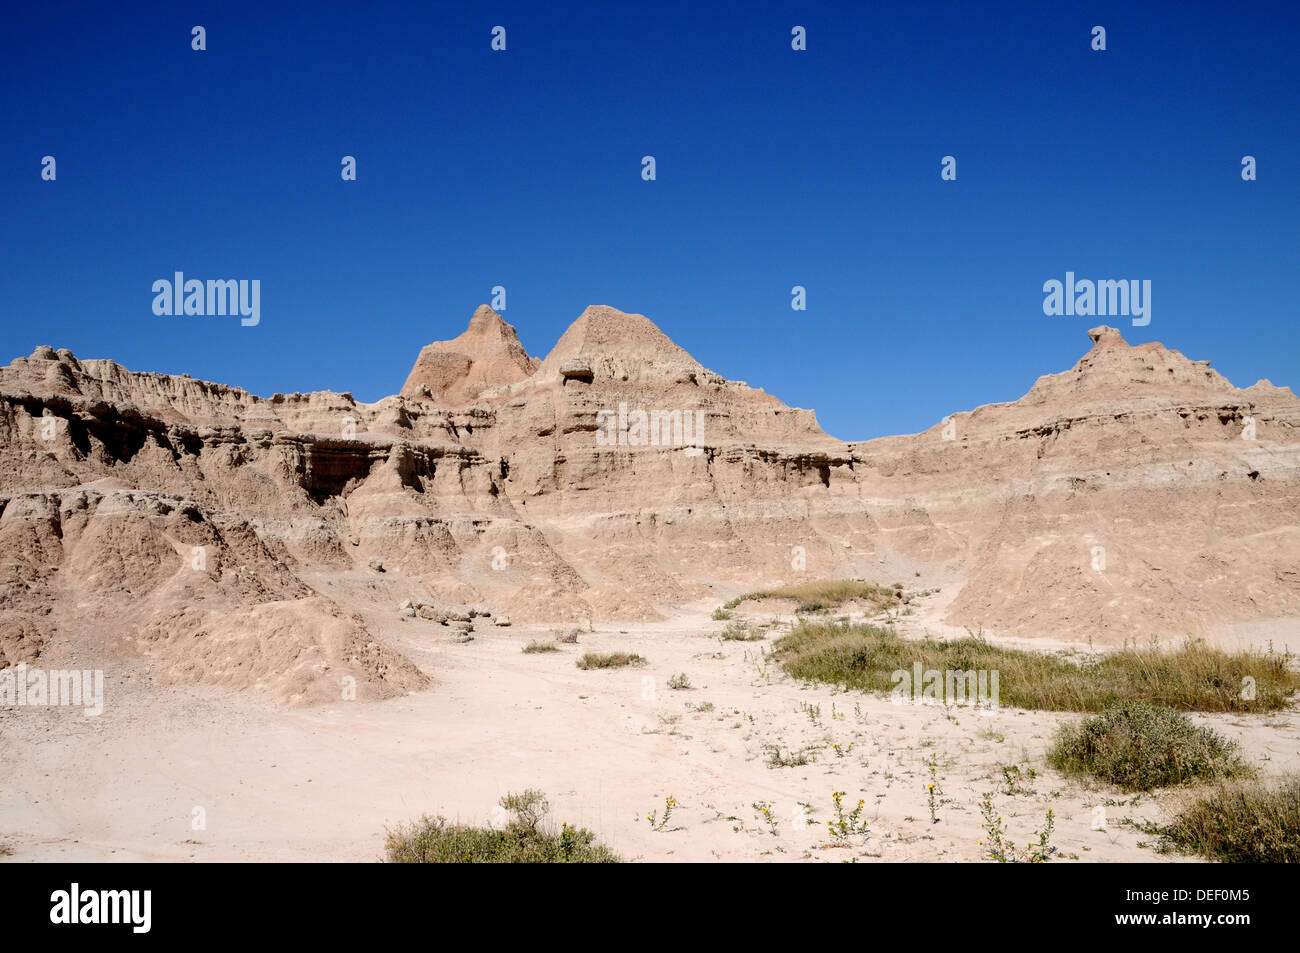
[2,307,1296,702]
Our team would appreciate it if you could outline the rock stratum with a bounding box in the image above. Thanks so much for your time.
[2,307,1297,704]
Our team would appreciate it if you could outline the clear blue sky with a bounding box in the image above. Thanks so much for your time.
[3,1,1297,440]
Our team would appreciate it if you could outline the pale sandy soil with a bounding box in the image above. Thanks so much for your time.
[2,591,1297,863]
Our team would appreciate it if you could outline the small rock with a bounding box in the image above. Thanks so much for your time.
[453,633,474,643]
[559,358,594,383]
[494,616,511,627]
[368,557,384,572]
[399,606,416,619]
[469,604,492,618]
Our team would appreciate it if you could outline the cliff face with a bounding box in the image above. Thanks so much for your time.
[3,310,1297,703]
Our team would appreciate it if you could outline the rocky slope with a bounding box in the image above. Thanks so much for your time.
[2,308,1296,703]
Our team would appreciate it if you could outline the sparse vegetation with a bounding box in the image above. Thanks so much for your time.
[576,652,646,670]
[522,640,558,654]
[1048,701,1248,791]
[720,620,764,641]
[711,607,733,621]
[926,753,944,823]
[1154,775,1300,862]
[383,789,618,863]
[554,629,580,644]
[1000,764,1038,796]
[722,579,899,614]
[827,791,869,843]
[979,793,1055,863]
[775,620,1300,712]
[764,744,814,768]
[646,795,678,831]
[668,672,692,690]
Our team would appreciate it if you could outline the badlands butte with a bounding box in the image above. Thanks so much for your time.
[1,304,1298,705]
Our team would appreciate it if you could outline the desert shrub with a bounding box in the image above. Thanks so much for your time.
[724,579,896,613]
[554,629,580,644]
[763,744,813,767]
[720,621,764,642]
[576,652,645,670]
[384,789,618,863]
[522,641,557,654]
[774,620,1299,713]
[711,607,733,620]
[1047,701,1248,791]
[668,673,692,690]
[1155,775,1300,862]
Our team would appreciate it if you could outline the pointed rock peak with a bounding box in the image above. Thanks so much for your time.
[1087,325,1127,347]
[466,304,515,337]
[538,305,708,386]
[400,306,538,406]
[566,305,676,345]
[550,305,693,360]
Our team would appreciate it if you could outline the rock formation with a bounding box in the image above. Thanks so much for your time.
[2,306,1296,703]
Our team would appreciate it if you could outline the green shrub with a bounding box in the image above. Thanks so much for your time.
[522,641,558,654]
[384,789,618,863]
[1156,775,1300,862]
[1047,701,1248,791]
[576,652,646,670]
[720,621,764,642]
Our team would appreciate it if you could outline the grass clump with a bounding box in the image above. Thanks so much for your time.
[1047,701,1248,791]
[1154,775,1300,862]
[723,579,897,614]
[576,652,646,670]
[763,744,813,768]
[668,673,692,690]
[522,640,558,654]
[774,620,1299,713]
[711,607,733,621]
[720,620,764,642]
[384,789,618,863]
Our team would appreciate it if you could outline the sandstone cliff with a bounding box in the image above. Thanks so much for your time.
[2,308,1296,703]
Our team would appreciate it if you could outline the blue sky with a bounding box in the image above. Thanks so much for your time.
[3,1,1297,440]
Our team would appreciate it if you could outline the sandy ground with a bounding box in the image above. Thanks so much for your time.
[2,590,1298,863]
